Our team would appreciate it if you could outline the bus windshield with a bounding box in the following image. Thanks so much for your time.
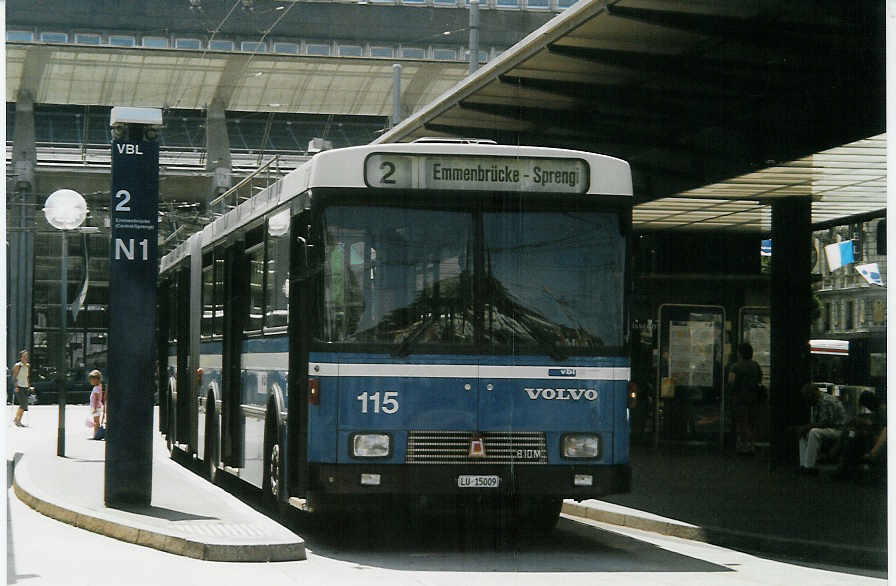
[317,204,625,355]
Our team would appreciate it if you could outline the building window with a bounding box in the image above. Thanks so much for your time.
[175,38,202,50]
[433,47,458,60]
[241,41,267,52]
[497,0,520,7]
[872,299,886,325]
[7,30,34,42]
[74,33,102,45]
[108,35,135,47]
[401,47,426,59]
[209,39,235,51]
[272,42,298,54]
[433,0,457,5]
[823,303,831,332]
[306,43,331,56]
[528,0,550,8]
[857,299,866,326]
[845,300,854,330]
[338,45,364,57]
[556,0,575,7]
[40,32,68,43]
[370,46,394,58]
[142,36,169,48]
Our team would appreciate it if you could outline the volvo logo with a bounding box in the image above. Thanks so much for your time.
[524,388,598,401]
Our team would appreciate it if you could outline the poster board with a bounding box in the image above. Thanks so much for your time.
[655,305,725,446]
[739,306,771,387]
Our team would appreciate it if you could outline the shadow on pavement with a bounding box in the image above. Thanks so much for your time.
[286,507,734,573]
[112,503,219,522]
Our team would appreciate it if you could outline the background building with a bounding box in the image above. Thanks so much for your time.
[6,0,562,381]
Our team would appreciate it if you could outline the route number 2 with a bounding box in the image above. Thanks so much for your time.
[379,161,396,184]
[114,189,131,212]
[357,391,399,414]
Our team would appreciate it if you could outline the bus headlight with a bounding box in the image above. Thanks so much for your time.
[352,434,390,458]
[562,433,599,458]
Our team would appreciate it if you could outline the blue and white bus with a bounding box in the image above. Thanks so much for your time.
[158,140,632,528]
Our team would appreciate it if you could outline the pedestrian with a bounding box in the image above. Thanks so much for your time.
[831,391,884,480]
[795,383,846,475]
[87,369,105,440]
[728,342,762,454]
[12,350,31,427]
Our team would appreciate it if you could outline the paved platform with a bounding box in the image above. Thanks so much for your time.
[563,443,888,569]
[8,405,305,562]
[8,406,886,568]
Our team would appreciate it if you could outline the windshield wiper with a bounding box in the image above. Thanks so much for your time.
[391,313,437,358]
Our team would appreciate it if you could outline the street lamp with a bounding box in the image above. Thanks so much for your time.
[43,188,88,457]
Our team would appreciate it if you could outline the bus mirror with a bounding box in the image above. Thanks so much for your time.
[296,236,318,279]
[296,236,310,267]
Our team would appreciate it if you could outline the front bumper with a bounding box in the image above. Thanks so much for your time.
[309,463,631,497]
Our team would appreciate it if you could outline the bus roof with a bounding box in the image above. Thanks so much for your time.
[161,143,631,273]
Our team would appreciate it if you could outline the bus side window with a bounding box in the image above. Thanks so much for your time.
[265,216,291,328]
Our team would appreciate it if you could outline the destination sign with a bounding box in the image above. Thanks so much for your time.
[365,154,589,193]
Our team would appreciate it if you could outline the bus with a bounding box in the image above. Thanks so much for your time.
[157,140,633,529]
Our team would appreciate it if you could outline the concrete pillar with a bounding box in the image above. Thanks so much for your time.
[392,63,403,128]
[8,91,36,369]
[206,99,232,208]
[769,197,813,466]
[468,0,480,75]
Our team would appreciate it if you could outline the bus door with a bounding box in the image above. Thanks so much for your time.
[287,212,312,493]
[221,242,247,467]
[157,279,171,434]
[175,266,191,445]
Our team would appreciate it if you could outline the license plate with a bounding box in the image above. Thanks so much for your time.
[457,475,500,488]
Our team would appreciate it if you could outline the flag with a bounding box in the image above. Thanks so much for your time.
[855,263,884,286]
[760,239,772,257]
[71,233,90,320]
[824,240,855,271]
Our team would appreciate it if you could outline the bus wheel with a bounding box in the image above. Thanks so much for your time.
[262,412,286,513]
[204,397,218,482]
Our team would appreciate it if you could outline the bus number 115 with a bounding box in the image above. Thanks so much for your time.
[357,391,399,414]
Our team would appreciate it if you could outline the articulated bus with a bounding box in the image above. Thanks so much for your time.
[158,140,632,529]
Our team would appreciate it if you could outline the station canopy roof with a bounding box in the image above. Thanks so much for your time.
[6,43,468,116]
[374,0,885,232]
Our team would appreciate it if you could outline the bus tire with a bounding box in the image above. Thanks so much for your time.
[204,396,219,482]
[262,408,286,513]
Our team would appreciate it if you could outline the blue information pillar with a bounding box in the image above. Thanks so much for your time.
[105,107,162,507]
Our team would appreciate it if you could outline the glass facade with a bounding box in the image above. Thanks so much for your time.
[31,230,110,382]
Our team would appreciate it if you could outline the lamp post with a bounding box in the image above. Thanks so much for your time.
[43,188,88,457]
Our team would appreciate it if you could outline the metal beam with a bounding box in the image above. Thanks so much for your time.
[811,209,886,231]
[545,44,818,94]
[605,4,866,51]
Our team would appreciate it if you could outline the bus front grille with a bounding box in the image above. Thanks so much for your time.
[406,431,548,464]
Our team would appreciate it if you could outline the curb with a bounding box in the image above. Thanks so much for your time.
[12,456,305,562]
[562,501,887,570]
